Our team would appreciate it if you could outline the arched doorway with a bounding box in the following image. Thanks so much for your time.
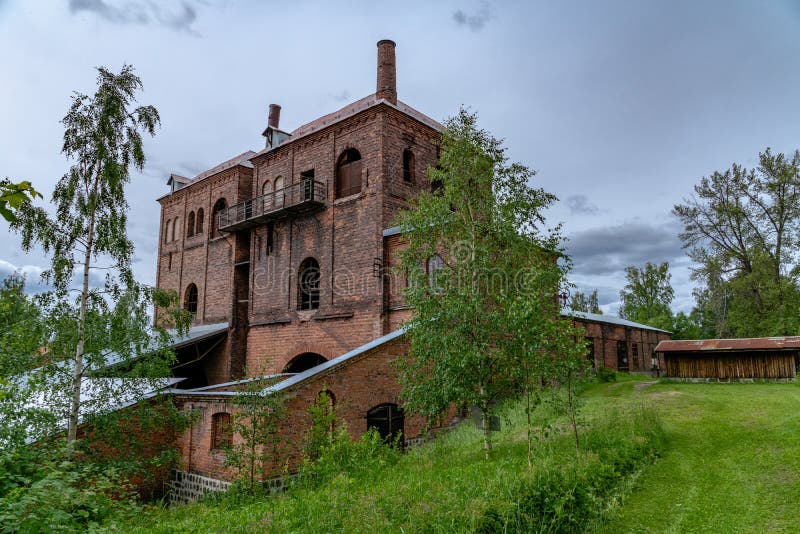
[366,403,404,446]
[282,352,327,373]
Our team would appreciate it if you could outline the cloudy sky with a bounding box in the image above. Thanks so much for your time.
[1,0,799,313]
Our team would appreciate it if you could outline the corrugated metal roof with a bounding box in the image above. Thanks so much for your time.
[565,310,671,334]
[655,337,800,353]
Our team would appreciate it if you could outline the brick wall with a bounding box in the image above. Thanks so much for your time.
[575,318,671,372]
[174,334,444,480]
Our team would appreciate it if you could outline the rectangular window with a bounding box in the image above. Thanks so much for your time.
[266,222,275,256]
[585,337,595,368]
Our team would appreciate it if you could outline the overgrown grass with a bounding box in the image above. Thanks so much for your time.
[106,381,665,533]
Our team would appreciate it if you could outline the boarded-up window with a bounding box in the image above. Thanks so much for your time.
[196,208,204,234]
[164,219,171,243]
[336,149,362,198]
[631,342,639,370]
[211,412,232,450]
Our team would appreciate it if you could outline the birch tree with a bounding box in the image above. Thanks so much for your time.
[396,108,584,458]
[11,65,176,445]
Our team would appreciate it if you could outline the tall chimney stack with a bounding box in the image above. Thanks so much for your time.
[376,39,397,104]
[268,104,281,129]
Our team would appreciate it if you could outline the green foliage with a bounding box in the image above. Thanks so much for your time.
[674,148,800,337]
[396,108,584,457]
[8,65,190,446]
[0,274,46,379]
[594,365,617,383]
[618,261,675,330]
[224,376,285,493]
[303,387,339,461]
[298,427,401,489]
[0,443,138,533]
[0,179,40,222]
[105,382,666,533]
[570,289,602,314]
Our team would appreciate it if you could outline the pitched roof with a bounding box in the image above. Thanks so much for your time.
[251,95,443,160]
[160,151,256,199]
[565,310,672,334]
[188,150,255,183]
[655,337,800,353]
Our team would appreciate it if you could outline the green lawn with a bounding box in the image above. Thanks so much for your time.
[591,378,800,533]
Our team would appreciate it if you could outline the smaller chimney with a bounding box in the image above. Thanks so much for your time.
[268,104,281,129]
[376,39,397,104]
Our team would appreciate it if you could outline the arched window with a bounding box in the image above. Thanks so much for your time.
[274,176,284,207]
[211,198,227,237]
[262,180,273,207]
[164,219,171,244]
[367,403,404,446]
[297,257,320,310]
[402,149,415,183]
[187,211,195,238]
[196,208,204,234]
[335,149,362,198]
[211,412,232,450]
[282,352,327,373]
[184,283,198,316]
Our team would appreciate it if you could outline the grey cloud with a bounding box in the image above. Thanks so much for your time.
[565,194,599,215]
[566,220,686,277]
[453,2,491,32]
[68,0,197,32]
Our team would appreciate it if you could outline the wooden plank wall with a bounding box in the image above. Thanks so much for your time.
[663,351,797,379]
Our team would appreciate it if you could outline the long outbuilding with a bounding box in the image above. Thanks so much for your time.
[655,337,800,381]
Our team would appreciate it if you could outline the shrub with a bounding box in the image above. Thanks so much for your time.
[0,449,137,533]
[595,365,617,383]
[298,427,400,488]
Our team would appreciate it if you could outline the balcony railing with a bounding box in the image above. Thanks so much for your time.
[218,179,327,232]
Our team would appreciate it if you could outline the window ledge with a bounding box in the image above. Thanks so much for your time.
[333,191,365,205]
[313,312,354,321]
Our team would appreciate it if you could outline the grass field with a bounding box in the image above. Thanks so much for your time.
[107,377,800,533]
[595,378,800,533]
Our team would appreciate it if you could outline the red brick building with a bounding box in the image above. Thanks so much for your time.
[148,40,670,488]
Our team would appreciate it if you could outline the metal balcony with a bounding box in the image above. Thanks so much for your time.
[217,179,327,232]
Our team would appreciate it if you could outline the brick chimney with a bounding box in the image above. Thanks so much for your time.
[376,39,397,105]
[268,104,281,129]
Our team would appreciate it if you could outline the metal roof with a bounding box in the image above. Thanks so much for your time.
[382,226,402,237]
[655,337,800,353]
[565,310,672,334]
[170,322,229,349]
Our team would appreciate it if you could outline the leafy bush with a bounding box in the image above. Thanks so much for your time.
[298,427,400,488]
[0,446,137,533]
[595,365,617,382]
